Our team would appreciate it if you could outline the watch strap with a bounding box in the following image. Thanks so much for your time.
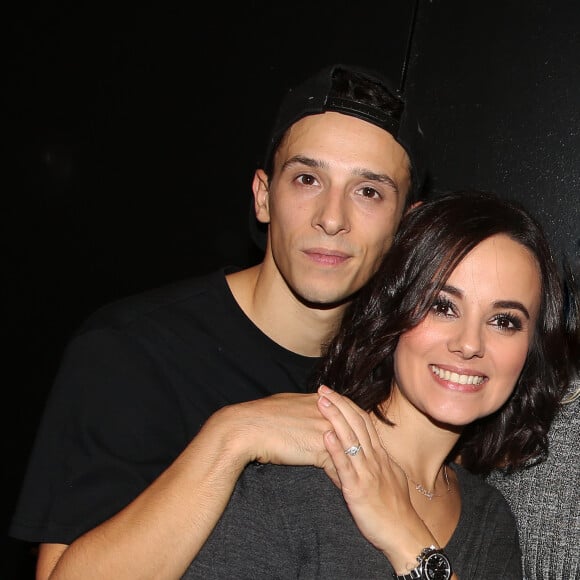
[393,568,422,580]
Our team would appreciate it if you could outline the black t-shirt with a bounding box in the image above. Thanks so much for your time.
[10,268,318,544]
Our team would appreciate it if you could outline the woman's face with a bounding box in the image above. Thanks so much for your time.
[393,233,542,427]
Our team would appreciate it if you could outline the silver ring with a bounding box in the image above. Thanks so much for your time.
[344,444,362,457]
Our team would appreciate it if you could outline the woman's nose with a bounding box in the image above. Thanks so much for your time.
[447,322,485,359]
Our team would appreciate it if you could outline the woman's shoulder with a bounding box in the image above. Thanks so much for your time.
[236,464,340,508]
[453,462,512,508]
[242,463,329,488]
[447,463,520,552]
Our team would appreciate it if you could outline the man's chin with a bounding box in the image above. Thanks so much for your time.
[292,286,359,311]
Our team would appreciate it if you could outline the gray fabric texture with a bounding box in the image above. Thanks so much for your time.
[184,462,522,580]
[487,395,580,580]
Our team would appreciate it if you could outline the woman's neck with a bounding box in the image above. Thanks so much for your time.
[375,396,461,490]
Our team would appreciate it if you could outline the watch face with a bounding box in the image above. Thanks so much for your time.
[423,551,452,580]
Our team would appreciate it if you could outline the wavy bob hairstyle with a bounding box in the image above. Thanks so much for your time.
[311,190,578,474]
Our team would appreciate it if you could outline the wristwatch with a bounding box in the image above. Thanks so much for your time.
[393,546,452,580]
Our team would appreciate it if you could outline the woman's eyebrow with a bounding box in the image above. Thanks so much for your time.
[441,285,531,319]
[493,300,531,319]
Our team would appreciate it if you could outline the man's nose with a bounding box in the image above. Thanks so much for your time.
[312,189,350,236]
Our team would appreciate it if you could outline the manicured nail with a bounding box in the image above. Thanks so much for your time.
[318,395,331,407]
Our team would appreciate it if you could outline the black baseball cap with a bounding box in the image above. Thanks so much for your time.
[250,63,426,250]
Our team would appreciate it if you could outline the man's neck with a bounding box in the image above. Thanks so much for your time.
[226,264,345,357]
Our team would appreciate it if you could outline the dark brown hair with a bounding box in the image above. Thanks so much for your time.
[310,190,578,474]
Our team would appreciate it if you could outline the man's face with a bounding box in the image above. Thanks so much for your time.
[254,111,411,307]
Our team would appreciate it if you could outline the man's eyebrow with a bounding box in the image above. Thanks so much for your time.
[354,168,399,192]
[282,155,399,192]
[441,285,531,319]
[282,155,324,171]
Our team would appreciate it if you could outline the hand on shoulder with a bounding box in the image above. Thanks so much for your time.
[205,392,333,468]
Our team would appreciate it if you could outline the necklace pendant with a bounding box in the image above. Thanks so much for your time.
[415,483,435,500]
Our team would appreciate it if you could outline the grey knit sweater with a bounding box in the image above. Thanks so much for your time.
[487,394,580,580]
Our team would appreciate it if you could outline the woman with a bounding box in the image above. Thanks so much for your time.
[183,191,577,580]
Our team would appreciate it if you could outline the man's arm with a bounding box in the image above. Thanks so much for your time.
[36,393,331,580]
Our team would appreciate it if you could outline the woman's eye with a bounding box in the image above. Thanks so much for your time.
[431,297,455,317]
[492,313,523,332]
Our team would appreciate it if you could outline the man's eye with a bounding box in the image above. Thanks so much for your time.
[358,186,381,199]
[296,174,317,186]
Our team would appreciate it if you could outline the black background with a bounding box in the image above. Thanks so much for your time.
[4,2,579,578]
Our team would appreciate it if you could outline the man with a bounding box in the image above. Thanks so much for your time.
[9,63,425,578]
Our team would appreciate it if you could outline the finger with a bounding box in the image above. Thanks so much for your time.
[317,386,386,449]
[317,387,374,454]
[323,429,364,481]
[318,385,367,416]
[317,386,372,433]
[317,395,367,459]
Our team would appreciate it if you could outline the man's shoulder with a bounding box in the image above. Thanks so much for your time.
[78,266,239,334]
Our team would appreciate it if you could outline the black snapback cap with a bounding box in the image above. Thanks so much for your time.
[250,63,426,251]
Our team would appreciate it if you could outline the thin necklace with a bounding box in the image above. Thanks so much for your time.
[387,453,451,501]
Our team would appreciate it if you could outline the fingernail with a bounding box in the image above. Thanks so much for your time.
[318,395,331,407]
[319,385,333,394]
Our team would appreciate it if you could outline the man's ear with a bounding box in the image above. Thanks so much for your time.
[252,169,271,225]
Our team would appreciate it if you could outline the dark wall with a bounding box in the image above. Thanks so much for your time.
[4,3,416,577]
[407,1,580,272]
[5,2,579,577]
